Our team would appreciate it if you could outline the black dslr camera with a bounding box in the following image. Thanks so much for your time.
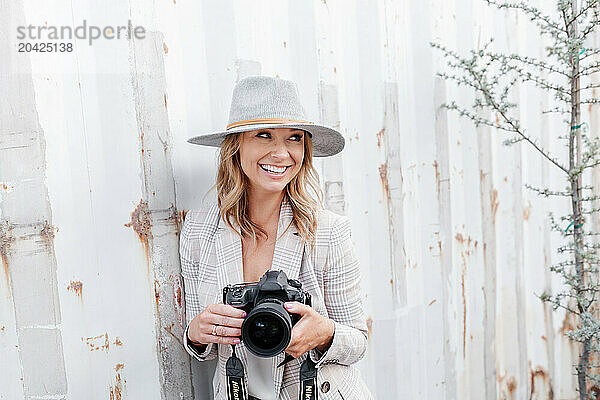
[223,270,312,357]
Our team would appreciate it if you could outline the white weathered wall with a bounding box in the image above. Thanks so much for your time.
[1,0,595,399]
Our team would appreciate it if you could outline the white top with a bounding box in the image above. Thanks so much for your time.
[246,352,277,400]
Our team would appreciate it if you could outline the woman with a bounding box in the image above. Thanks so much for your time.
[180,76,372,400]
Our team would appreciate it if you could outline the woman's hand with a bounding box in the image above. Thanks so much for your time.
[188,303,246,345]
[283,301,335,358]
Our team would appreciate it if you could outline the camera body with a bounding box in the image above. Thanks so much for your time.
[223,270,312,357]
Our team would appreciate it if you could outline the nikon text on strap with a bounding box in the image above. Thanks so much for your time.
[226,345,247,400]
[299,356,318,400]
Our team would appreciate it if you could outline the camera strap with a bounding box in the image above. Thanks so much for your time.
[225,348,318,400]
[226,345,247,400]
[299,356,318,400]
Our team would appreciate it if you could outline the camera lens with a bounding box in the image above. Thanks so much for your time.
[247,314,283,349]
[241,301,292,357]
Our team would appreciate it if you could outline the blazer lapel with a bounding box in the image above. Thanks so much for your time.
[214,214,250,390]
[214,218,244,289]
[271,197,305,281]
[214,197,307,397]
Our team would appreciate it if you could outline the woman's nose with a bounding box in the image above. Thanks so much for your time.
[270,140,289,158]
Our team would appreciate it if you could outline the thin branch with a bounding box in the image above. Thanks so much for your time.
[488,51,571,77]
[487,0,569,35]
[568,0,599,28]
[542,106,570,114]
[466,67,569,173]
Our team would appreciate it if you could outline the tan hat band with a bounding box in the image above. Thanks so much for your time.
[226,118,313,130]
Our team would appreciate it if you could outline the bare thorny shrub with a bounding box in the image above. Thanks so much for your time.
[432,0,600,398]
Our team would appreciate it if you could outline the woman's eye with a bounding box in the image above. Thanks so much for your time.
[255,132,302,141]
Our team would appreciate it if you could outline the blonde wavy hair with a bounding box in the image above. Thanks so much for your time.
[206,130,324,251]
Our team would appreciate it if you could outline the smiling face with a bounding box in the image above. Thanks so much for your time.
[238,128,305,196]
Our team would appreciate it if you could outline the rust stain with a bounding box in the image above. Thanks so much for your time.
[154,279,163,325]
[83,333,110,352]
[456,228,476,358]
[40,221,57,242]
[1,250,10,288]
[455,233,474,255]
[109,364,125,400]
[176,285,182,307]
[506,376,517,396]
[164,94,168,110]
[366,316,373,341]
[559,311,574,335]
[529,365,553,400]
[177,209,188,231]
[164,321,175,336]
[376,128,385,148]
[114,337,123,346]
[0,224,15,291]
[154,279,161,307]
[163,42,168,54]
[523,202,530,221]
[67,280,83,297]
[433,160,440,196]
[140,128,146,158]
[172,274,185,327]
[1,326,5,333]
[283,41,287,48]
[166,203,179,228]
[455,233,464,244]
[0,183,17,194]
[428,299,437,306]
[333,67,336,73]
[379,163,390,202]
[163,321,185,348]
[491,189,499,225]
[125,199,152,264]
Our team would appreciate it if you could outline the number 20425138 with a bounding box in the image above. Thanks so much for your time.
[18,42,73,52]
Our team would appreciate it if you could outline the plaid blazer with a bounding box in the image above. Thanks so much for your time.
[180,197,373,400]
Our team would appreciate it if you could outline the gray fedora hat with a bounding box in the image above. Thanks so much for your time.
[187,76,345,157]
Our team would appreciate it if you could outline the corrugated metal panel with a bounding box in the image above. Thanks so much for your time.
[1,0,594,398]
